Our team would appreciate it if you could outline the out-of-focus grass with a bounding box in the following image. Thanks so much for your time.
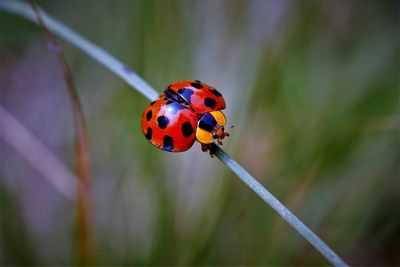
[0,0,398,266]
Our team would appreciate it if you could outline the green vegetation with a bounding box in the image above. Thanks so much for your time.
[1,0,398,265]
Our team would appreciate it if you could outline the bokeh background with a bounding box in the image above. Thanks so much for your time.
[1,0,398,266]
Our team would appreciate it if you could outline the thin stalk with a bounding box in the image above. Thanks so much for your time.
[0,105,77,200]
[0,1,348,266]
[210,144,347,267]
[25,1,93,265]
[0,0,158,101]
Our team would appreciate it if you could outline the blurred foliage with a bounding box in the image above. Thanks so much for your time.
[0,0,398,266]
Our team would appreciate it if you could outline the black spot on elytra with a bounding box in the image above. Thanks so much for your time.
[177,88,194,103]
[146,110,152,121]
[204,97,217,109]
[157,116,169,129]
[150,101,156,106]
[210,89,222,97]
[163,135,174,151]
[145,127,152,140]
[181,122,194,137]
[190,82,203,89]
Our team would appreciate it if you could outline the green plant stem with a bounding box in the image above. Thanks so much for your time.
[0,1,348,266]
[211,144,347,266]
[0,0,159,101]
[0,105,77,200]
[24,1,94,265]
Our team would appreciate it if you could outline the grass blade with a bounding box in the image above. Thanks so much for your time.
[0,0,159,101]
[25,1,94,265]
[210,144,348,266]
[0,105,77,200]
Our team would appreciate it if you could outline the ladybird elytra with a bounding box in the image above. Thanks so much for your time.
[141,98,198,152]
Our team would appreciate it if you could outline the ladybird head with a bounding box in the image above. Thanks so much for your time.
[196,110,229,146]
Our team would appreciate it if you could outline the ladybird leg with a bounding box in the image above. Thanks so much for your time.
[201,143,215,157]
[201,143,208,152]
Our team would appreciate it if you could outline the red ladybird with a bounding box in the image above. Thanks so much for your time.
[141,80,229,152]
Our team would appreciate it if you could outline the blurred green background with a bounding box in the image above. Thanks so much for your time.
[1,0,398,266]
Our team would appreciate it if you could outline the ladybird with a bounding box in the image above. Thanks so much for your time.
[141,80,229,153]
